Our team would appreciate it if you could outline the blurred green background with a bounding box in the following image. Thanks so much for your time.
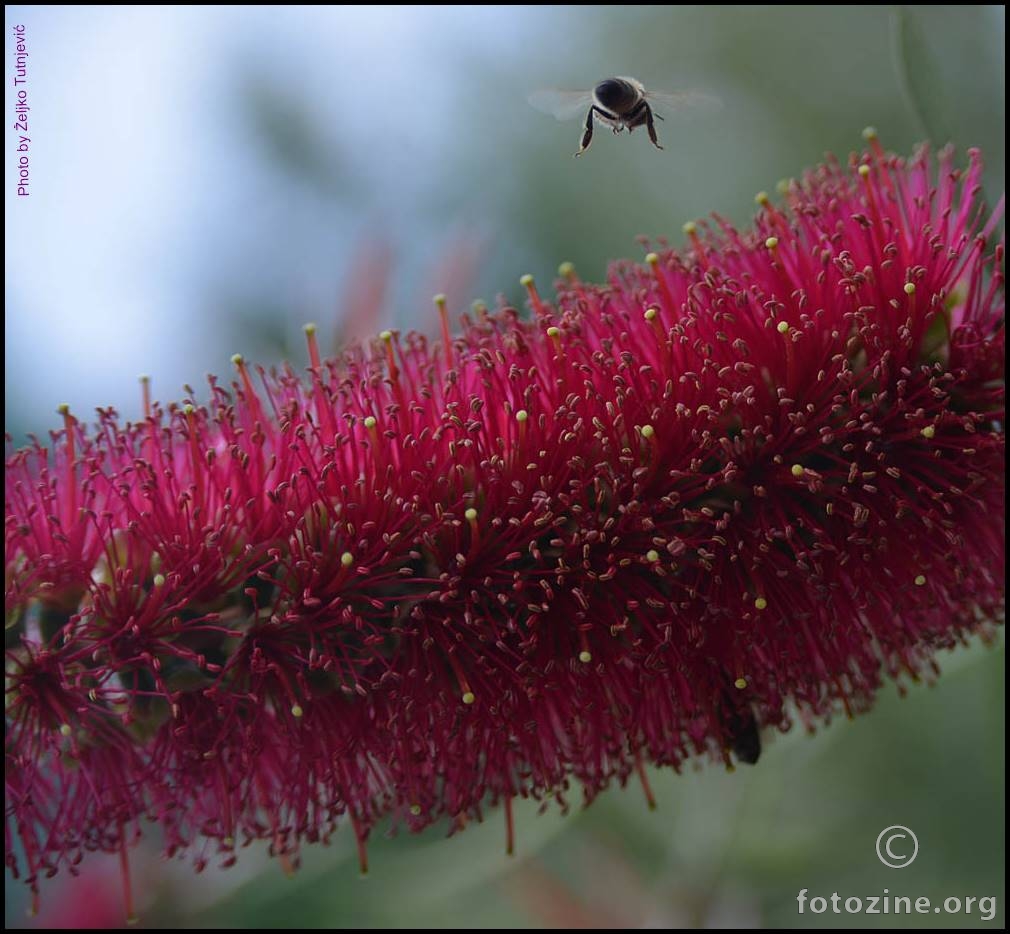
[4,4,1004,928]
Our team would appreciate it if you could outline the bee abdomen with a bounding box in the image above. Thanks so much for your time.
[593,78,639,115]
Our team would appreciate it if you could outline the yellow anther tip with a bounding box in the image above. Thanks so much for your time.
[645,252,659,265]
[379,329,393,342]
[433,293,447,306]
[644,307,658,321]
[641,424,655,439]
[462,691,476,705]
[547,326,561,338]
[59,723,72,737]
[765,236,779,250]
[578,650,593,664]
[558,261,575,277]
[754,597,768,611]
[734,678,748,690]
[903,282,916,295]
[153,574,166,588]
[682,221,698,235]
[790,464,805,477]
[515,409,528,422]
[57,403,71,415]
[755,191,770,206]
[520,274,535,288]
[291,704,304,718]
[646,549,660,563]
[409,804,422,816]
[858,164,871,178]
[464,507,478,522]
[862,126,878,141]
[363,415,377,429]
[183,404,195,415]
[303,322,317,335]
[921,425,936,439]
[777,320,790,334]
[231,353,244,365]
[340,551,354,568]
[914,574,927,586]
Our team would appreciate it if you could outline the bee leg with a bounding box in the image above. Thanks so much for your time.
[575,107,596,157]
[645,104,664,151]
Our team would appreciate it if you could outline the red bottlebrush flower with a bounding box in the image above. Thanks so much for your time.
[5,137,1004,913]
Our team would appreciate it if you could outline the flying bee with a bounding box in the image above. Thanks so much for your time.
[528,76,720,157]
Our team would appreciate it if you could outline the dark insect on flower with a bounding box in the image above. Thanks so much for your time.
[4,134,1004,918]
[724,702,762,766]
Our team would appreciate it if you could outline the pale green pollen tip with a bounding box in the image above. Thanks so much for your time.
[755,191,770,206]
[644,307,658,321]
[379,329,393,342]
[520,273,534,287]
[858,163,871,178]
[646,549,660,563]
[57,403,71,415]
[790,464,805,477]
[682,220,697,235]
[578,650,593,664]
[903,282,916,295]
[547,326,561,338]
[921,425,936,439]
[341,551,354,567]
[645,252,659,265]
[914,574,926,586]
[231,353,244,366]
[862,126,878,140]
[515,409,529,422]
[754,597,768,611]
[765,236,779,250]
[59,723,72,737]
[303,322,317,335]
[558,261,575,277]
[776,178,791,195]
[291,704,304,718]
[409,804,422,816]
[777,320,790,334]
[734,677,748,690]
[183,404,195,415]
[363,415,377,429]
[462,691,476,705]
[433,293,447,306]
[641,424,655,439]
[464,507,478,522]
[153,574,166,588]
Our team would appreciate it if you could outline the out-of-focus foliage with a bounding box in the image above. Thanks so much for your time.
[4,3,1004,929]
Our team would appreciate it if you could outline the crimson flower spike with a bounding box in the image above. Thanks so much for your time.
[4,136,1004,918]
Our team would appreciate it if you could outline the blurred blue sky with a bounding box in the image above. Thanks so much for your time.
[4,6,531,428]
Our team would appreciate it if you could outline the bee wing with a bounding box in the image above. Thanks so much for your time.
[527,89,594,122]
[643,88,723,116]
